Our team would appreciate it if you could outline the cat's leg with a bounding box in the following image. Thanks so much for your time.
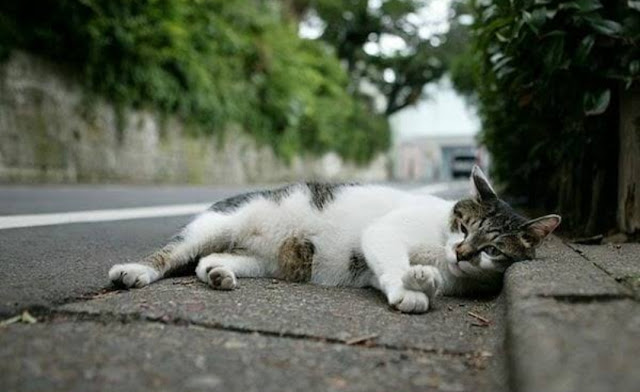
[109,211,237,288]
[195,253,267,290]
[362,223,430,313]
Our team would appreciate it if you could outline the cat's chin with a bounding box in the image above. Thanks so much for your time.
[444,242,466,277]
[447,261,466,277]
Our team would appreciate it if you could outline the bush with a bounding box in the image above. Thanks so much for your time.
[461,0,639,233]
[0,0,389,163]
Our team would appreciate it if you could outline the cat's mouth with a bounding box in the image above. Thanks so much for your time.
[448,260,480,277]
[445,243,482,277]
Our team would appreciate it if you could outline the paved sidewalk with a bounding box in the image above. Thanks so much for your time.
[1,279,506,392]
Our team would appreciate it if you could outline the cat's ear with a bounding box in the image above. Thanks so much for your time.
[518,214,561,248]
[470,165,497,202]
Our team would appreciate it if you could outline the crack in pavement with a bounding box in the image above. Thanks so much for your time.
[563,242,636,298]
[535,293,631,303]
[14,306,487,359]
[0,286,118,318]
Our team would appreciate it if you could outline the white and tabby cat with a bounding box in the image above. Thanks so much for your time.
[109,166,560,313]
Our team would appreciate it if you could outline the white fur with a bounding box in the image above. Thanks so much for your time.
[110,184,505,313]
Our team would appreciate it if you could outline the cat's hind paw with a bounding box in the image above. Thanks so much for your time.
[196,263,237,290]
[109,263,159,288]
[402,265,442,298]
[388,287,430,313]
[208,267,237,290]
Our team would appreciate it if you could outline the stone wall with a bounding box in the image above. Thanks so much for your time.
[0,51,388,184]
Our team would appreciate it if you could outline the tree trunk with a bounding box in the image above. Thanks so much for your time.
[617,83,640,234]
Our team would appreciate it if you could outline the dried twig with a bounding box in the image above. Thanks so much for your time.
[345,333,379,345]
[467,311,491,325]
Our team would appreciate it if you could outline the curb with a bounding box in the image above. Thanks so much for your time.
[503,237,639,392]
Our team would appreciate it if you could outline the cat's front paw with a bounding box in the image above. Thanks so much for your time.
[109,263,159,288]
[402,265,442,298]
[387,287,430,313]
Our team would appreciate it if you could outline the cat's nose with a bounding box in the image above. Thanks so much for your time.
[455,244,473,261]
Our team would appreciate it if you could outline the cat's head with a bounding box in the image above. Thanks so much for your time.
[444,166,561,278]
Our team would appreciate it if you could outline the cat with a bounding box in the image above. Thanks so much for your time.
[108,166,560,313]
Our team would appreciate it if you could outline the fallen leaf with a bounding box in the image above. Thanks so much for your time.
[21,311,37,324]
[0,311,37,327]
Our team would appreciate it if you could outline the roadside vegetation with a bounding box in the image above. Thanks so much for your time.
[0,0,457,164]
[449,0,639,235]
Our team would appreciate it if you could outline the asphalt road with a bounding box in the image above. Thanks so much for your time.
[0,185,251,314]
[0,184,254,215]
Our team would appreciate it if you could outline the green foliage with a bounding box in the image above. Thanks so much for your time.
[444,1,480,98]
[0,0,390,163]
[292,0,447,115]
[458,0,639,232]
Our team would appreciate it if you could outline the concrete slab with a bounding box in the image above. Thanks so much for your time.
[507,297,640,392]
[60,277,503,355]
[0,320,497,392]
[504,237,627,299]
[569,243,640,297]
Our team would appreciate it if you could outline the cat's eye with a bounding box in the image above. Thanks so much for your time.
[483,245,502,257]
[459,222,468,236]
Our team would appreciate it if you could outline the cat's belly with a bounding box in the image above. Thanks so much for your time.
[233,198,378,286]
[307,233,372,287]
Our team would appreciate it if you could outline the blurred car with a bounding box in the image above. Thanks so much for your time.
[451,154,476,178]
